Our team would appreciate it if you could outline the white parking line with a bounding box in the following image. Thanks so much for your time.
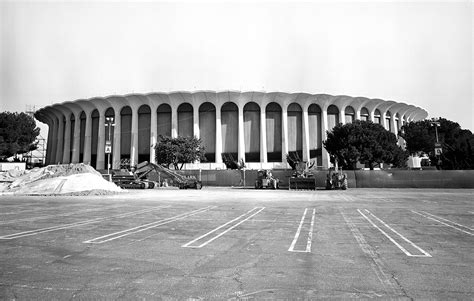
[0,206,132,225]
[340,210,400,296]
[358,209,431,257]
[288,208,316,253]
[411,210,474,236]
[85,206,215,244]
[182,207,265,248]
[0,206,170,240]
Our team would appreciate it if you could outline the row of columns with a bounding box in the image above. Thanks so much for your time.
[44,104,408,170]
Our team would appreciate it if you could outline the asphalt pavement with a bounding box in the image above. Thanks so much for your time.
[0,188,473,300]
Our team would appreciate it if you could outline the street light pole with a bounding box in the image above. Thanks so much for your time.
[105,117,115,177]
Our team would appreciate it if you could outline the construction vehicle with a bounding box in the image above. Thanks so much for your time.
[325,160,348,190]
[289,160,317,190]
[112,161,202,189]
[139,161,202,189]
[255,169,280,189]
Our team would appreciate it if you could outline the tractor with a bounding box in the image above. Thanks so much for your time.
[255,169,280,189]
[325,160,348,190]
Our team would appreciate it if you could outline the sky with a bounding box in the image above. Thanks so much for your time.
[1,0,473,136]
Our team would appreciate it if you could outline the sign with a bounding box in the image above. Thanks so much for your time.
[434,142,442,155]
[105,141,112,154]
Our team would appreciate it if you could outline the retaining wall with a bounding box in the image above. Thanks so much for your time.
[174,169,474,189]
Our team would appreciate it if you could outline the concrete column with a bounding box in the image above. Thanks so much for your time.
[150,108,157,164]
[238,106,245,163]
[382,113,388,130]
[112,111,122,169]
[96,113,106,170]
[370,110,375,122]
[55,116,64,164]
[215,107,222,163]
[356,108,361,121]
[72,113,81,163]
[83,113,92,165]
[260,108,267,163]
[321,109,330,169]
[281,107,289,163]
[130,108,139,167]
[171,106,178,138]
[392,115,398,135]
[62,117,71,164]
[193,106,199,139]
[339,107,346,125]
[302,109,310,162]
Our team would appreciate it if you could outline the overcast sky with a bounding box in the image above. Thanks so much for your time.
[1,0,473,133]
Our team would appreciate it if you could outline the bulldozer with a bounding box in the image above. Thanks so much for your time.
[325,160,348,190]
[255,169,280,189]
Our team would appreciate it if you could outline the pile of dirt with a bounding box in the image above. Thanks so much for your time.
[0,163,123,196]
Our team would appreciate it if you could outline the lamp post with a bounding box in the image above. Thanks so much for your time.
[105,116,115,177]
[430,119,442,168]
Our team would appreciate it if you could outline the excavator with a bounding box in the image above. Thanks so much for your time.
[112,161,202,189]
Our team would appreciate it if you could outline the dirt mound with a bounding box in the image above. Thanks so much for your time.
[0,163,123,196]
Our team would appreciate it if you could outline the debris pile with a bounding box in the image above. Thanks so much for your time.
[0,164,123,196]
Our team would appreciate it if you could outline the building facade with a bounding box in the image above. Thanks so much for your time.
[34,91,428,170]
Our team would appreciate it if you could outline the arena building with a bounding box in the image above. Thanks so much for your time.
[34,91,428,170]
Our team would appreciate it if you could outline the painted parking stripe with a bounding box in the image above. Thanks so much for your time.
[358,209,431,257]
[411,210,474,236]
[0,205,133,226]
[182,207,265,248]
[340,210,401,296]
[288,208,316,253]
[0,206,170,240]
[84,206,215,244]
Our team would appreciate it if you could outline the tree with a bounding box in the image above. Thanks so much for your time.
[154,135,206,169]
[400,118,474,169]
[0,112,40,161]
[323,120,408,170]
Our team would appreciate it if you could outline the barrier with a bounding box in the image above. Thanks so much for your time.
[354,170,474,188]
[174,169,474,189]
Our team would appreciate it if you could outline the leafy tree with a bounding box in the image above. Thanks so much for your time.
[401,118,474,169]
[154,135,206,169]
[0,112,40,161]
[323,120,408,170]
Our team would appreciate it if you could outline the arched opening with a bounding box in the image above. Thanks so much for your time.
[104,108,115,170]
[287,103,303,159]
[120,106,132,163]
[199,102,216,162]
[157,104,171,138]
[138,105,151,163]
[244,102,260,162]
[79,111,86,162]
[374,109,381,125]
[178,103,193,138]
[90,109,99,167]
[308,104,322,165]
[70,114,75,161]
[360,107,369,121]
[327,105,339,130]
[221,102,238,161]
[345,106,355,123]
[266,102,282,162]
[385,111,392,132]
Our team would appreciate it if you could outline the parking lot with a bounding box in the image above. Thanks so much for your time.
[0,188,473,300]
